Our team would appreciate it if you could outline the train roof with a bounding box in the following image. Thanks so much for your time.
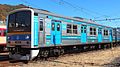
[33,8,113,29]
[9,8,113,29]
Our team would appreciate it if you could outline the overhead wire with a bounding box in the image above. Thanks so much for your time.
[51,0,120,22]
[93,18,120,21]
[55,0,111,20]
[51,0,97,18]
[20,0,111,20]
[20,0,40,8]
[20,0,120,22]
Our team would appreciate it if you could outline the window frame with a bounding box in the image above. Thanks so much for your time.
[89,27,96,36]
[52,23,55,31]
[57,23,60,31]
[103,29,109,36]
[67,24,72,34]
[73,24,78,34]
[39,18,44,31]
[66,24,78,34]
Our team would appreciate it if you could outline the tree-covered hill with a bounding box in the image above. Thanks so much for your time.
[0,4,28,21]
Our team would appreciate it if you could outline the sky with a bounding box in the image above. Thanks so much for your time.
[0,0,120,28]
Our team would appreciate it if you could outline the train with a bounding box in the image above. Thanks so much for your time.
[0,23,6,51]
[7,8,120,60]
[113,28,120,42]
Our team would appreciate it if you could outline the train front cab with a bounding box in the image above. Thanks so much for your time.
[7,8,39,60]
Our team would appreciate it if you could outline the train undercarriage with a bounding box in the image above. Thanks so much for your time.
[8,41,120,61]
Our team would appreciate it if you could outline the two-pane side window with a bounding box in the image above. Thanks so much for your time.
[104,29,109,36]
[90,27,96,35]
[73,25,77,34]
[67,24,77,34]
[67,24,72,33]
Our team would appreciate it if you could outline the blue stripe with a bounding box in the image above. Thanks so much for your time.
[46,35,81,40]
[87,39,98,40]
[62,36,81,39]
[87,36,97,39]
[8,34,31,41]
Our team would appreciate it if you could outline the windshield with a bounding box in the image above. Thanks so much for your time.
[8,10,31,32]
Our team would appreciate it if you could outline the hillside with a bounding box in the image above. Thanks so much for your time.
[0,4,28,21]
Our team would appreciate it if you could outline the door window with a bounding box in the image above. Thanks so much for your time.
[57,24,60,31]
[52,23,55,31]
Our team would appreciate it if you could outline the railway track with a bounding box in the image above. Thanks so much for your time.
[26,45,120,67]
[0,51,23,67]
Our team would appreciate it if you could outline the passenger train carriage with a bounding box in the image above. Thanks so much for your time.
[113,28,120,42]
[7,8,119,60]
[0,24,6,51]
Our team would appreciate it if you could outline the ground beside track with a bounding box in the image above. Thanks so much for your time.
[0,52,23,67]
[1,46,120,67]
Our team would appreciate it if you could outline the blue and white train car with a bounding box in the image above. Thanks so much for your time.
[7,8,114,60]
[113,28,120,42]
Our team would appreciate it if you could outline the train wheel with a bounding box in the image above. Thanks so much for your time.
[60,49,64,55]
[0,46,4,52]
[53,49,60,57]
[41,50,49,58]
[94,45,97,50]
[23,60,28,64]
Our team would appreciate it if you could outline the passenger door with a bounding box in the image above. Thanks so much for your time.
[51,20,61,45]
[81,25,87,43]
[109,29,113,42]
[39,18,44,46]
[98,28,102,42]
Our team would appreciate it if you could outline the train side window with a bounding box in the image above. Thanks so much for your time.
[52,23,55,31]
[39,21,43,31]
[73,25,77,34]
[106,30,108,36]
[90,27,96,35]
[93,28,96,35]
[67,24,72,34]
[104,30,105,35]
[94,31,96,35]
[57,24,60,31]
[34,13,38,16]
[84,27,87,33]
[104,29,109,36]
[90,27,93,35]
[81,26,83,33]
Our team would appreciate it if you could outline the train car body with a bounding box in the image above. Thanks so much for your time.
[0,24,6,51]
[7,8,115,60]
[113,28,120,42]
[116,28,120,42]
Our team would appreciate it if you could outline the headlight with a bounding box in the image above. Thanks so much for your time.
[7,36,10,39]
[25,35,29,39]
